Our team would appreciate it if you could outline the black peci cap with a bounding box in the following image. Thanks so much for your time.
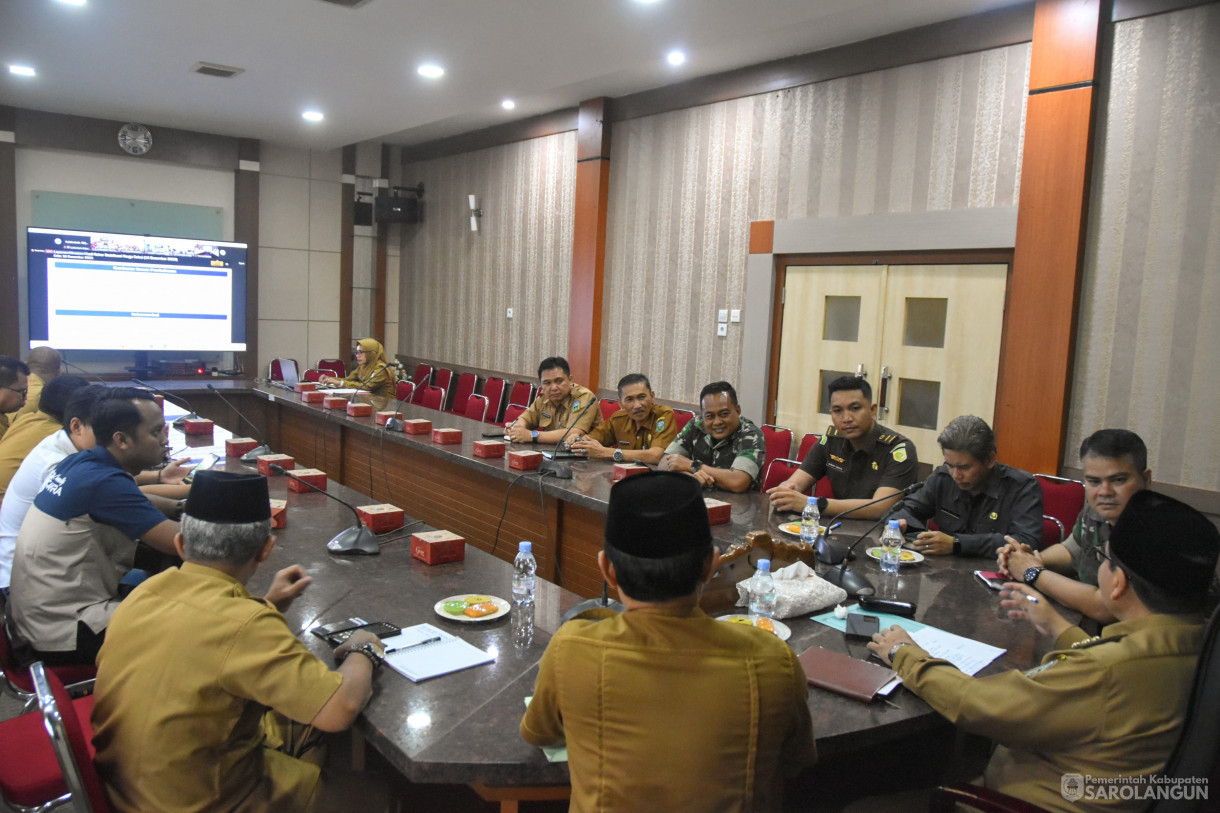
[1109,489,1220,599]
[604,471,712,559]
[185,470,271,524]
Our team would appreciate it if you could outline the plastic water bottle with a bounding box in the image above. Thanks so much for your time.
[880,519,903,574]
[800,497,821,547]
[748,559,776,620]
[512,541,537,648]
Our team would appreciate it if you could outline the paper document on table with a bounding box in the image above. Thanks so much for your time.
[381,623,495,682]
[909,627,1005,676]
[326,388,366,396]
[524,697,568,762]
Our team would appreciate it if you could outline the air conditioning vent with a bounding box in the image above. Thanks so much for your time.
[315,0,376,8]
[190,62,245,79]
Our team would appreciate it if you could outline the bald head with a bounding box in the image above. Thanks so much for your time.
[27,346,62,379]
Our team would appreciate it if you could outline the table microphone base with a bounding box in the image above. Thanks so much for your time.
[384,416,405,432]
[538,459,573,479]
[815,536,856,565]
[327,525,380,555]
[172,412,200,429]
[240,445,271,463]
[821,566,875,597]
[561,597,625,624]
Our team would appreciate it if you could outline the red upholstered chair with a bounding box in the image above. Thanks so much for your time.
[394,380,415,404]
[2,593,96,710]
[418,386,445,411]
[481,377,507,424]
[762,458,808,493]
[814,477,834,498]
[503,404,527,426]
[673,408,695,432]
[268,358,297,382]
[760,424,793,472]
[599,399,619,422]
[464,394,489,423]
[445,372,479,416]
[317,358,346,379]
[33,663,111,813]
[507,380,535,408]
[797,432,821,462]
[411,363,433,387]
[302,368,323,383]
[432,369,454,408]
[0,700,77,811]
[1034,474,1085,549]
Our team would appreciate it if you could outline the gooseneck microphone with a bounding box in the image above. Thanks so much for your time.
[537,400,593,479]
[133,378,202,428]
[269,464,379,555]
[817,480,924,564]
[821,481,925,597]
[206,383,271,463]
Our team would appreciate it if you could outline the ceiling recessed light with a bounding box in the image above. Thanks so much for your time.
[55,0,87,6]
[302,110,324,123]
[417,63,445,79]
[501,99,516,110]
[667,49,686,66]
[8,65,36,77]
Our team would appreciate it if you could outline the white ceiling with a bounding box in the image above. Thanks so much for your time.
[0,0,1026,151]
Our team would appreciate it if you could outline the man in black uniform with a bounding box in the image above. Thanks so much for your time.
[891,414,1042,557]
[767,376,918,519]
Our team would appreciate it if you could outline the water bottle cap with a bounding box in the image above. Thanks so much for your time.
[519,541,532,553]
[807,496,817,505]
[757,559,771,572]
[887,520,901,529]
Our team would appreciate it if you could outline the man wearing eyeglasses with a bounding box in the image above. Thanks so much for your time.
[0,356,31,442]
[998,429,1152,624]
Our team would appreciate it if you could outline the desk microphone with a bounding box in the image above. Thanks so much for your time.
[817,480,924,564]
[561,581,626,623]
[133,378,201,428]
[821,485,924,597]
[269,464,379,555]
[538,401,593,479]
[206,383,271,462]
[382,377,412,433]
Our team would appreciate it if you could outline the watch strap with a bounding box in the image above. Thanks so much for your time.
[887,641,911,663]
[350,641,384,670]
[1023,566,1044,586]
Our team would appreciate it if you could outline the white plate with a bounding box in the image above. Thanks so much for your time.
[434,594,511,623]
[864,546,925,565]
[777,522,825,538]
[716,615,792,641]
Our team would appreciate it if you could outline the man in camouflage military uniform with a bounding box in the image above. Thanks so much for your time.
[571,373,677,466]
[868,490,1218,813]
[767,375,918,518]
[659,381,764,493]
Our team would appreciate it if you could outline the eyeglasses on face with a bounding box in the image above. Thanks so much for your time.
[1,385,27,397]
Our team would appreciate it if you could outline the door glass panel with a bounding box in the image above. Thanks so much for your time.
[818,369,858,414]
[898,378,940,430]
[903,297,948,348]
[823,296,862,342]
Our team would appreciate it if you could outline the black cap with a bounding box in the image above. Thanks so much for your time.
[1109,490,1220,599]
[185,470,271,523]
[604,471,712,559]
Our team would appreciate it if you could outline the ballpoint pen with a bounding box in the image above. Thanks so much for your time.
[385,636,441,654]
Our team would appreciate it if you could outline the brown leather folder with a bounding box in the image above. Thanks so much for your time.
[797,646,897,703]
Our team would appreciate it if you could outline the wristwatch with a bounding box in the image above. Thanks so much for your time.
[1023,566,1044,586]
[887,641,911,663]
[612,448,624,463]
[531,430,539,444]
[350,641,385,671]
[690,460,703,474]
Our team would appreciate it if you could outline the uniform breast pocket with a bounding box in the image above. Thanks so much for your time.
[935,507,965,533]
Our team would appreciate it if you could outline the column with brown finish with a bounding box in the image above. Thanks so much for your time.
[0,106,18,357]
[339,145,356,356]
[235,138,260,377]
[567,98,611,392]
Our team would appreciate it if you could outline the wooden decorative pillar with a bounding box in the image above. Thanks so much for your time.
[235,138,260,377]
[567,98,611,391]
[373,143,390,343]
[993,0,1102,474]
[340,145,356,357]
[0,106,18,358]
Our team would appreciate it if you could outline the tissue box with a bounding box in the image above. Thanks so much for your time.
[432,428,462,445]
[375,410,401,426]
[257,454,295,475]
[403,419,432,435]
[508,450,543,471]
[322,396,348,410]
[357,504,405,533]
[346,402,373,417]
[151,394,165,408]
[182,418,214,435]
[411,530,466,565]
[704,498,731,525]
[613,463,649,481]
[269,499,287,529]
[302,390,326,404]
[473,440,506,458]
[293,382,317,393]
[225,437,260,457]
[286,468,326,493]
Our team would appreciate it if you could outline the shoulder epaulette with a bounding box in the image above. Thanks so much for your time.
[877,433,898,445]
[824,426,840,437]
[1070,633,1125,650]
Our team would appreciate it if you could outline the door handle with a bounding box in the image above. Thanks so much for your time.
[855,364,867,379]
[878,366,892,415]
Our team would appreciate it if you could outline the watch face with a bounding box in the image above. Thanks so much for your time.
[118,123,152,155]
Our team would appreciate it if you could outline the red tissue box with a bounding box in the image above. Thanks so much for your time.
[704,498,731,525]
[302,390,326,404]
[225,437,260,457]
[357,504,405,534]
[473,440,506,459]
[286,468,327,493]
[432,428,462,445]
[182,418,214,435]
[257,454,295,475]
[293,382,317,393]
[151,394,165,408]
[269,499,287,529]
[403,419,432,435]
[411,530,466,565]
[375,410,401,426]
[346,402,373,417]
[322,396,348,410]
[508,450,543,471]
[613,463,649,481]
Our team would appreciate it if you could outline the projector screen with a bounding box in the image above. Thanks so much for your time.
[27,227,248,352]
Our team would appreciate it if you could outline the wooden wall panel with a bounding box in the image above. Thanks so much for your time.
[1029,0,1101,89]
[568,98,611,391]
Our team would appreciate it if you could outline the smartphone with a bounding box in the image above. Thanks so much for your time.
[183,452,219,484]
[974,570,1007,591]
[844,613,880,640]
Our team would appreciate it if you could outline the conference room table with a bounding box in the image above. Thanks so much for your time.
[152,380,1070,801]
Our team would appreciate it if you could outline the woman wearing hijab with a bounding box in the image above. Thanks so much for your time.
[319,338,397,396]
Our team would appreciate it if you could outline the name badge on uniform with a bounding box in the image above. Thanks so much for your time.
[542,412,552,419]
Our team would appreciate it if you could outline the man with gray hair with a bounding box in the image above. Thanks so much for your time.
[890,415,1041,557]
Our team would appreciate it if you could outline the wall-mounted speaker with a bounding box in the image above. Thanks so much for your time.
[374,196,421,224]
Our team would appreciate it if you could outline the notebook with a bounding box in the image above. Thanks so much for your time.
[797,646,898,703]
[380,623,496,682]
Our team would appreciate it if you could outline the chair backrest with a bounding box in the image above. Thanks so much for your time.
[411,363,433,386]
[464,394,489,423]
[762,458,806,493]
[302,368,323,382]
[395,380,415,404]
[32,662,110,813]
[797,432,821,462]
[317,358,346,378]
[1034,474,1085,549]
[447,372,479,415]
[482,378,507,423]
[599,398,620,422]
[268,358,298,382]
[503,403,527,426]
[508,380,535,407]
[419,386,445,411]
[433,368,453,404]
[760,424,793,470]
[673,408,696,432]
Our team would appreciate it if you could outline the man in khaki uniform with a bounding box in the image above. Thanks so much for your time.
[506,355,598,444]
[868,490,1219,813]
[13,346,61,419]
[92,470,392,812]
[571,373,677,466]
[0,356,29,442]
